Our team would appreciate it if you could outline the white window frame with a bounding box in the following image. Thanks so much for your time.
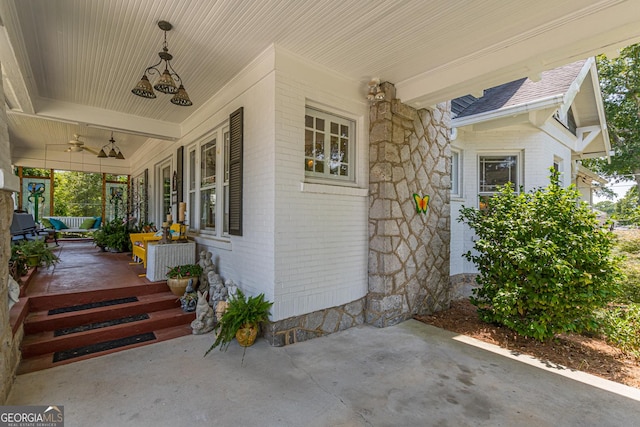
[451,149,462,198]
[155,158,172,223]
[478,152,522,207]
[185,123,230,239]
[304,107,356,183]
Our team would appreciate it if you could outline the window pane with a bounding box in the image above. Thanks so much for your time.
[479,155,517,193]
[201,188,216,231]
[224,131,230,183]
[340,124,348,138]
[201,140,216,187]
[316,118,324,131]
[305,130,314,156]
[189,150,196,191]
[224,184,229,234]
[189,192,196,227]
[305,115,313,128]
[341,138,349,163]
[162,166,171,217]
[331,122,338,134]
[330,136,340,175]
[451,152,459,195]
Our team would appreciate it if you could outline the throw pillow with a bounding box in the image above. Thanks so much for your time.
[41,218,53,229]
[93,217,102,228]
[79,218,95,229]
[49,218,68,230]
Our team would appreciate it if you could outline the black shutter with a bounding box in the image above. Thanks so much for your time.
[229,107,243,236]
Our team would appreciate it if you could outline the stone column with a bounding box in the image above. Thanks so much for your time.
[0,66,21,403]
[367,82,451,327]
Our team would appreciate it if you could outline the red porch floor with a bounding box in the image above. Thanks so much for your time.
[13,240,195,373]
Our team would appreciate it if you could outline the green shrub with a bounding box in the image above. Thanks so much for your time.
[459,168,623,341]
[594,303,640,358]
[612,230,640,303]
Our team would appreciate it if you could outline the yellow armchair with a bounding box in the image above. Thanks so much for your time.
[130,223,186,268]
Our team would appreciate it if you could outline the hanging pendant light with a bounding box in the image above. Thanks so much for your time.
[97,132,125,160]
[131,21,192,106]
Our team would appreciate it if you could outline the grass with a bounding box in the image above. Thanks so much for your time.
[594,229,640,357]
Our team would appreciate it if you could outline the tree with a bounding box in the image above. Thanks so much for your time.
[590,46,640,202]
[593,200,616,215]
[53,171,102,216]
[459,169,622,341]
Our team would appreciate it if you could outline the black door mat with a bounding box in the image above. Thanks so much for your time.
[53,332,156,363]
[53,313,150,337]
[48,297,139,315]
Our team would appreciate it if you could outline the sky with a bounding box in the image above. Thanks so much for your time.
[593,180,635,204]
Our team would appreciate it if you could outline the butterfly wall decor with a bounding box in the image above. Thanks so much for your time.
[413,194,430,214]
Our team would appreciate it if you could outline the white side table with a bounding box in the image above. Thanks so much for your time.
[146,241,196,282]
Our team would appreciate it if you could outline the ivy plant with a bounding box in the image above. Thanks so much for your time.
[459,168,623,341]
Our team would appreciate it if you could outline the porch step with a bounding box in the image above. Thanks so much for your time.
[19,284,196,373]
[17,324,192,374]
[24,293,181,334]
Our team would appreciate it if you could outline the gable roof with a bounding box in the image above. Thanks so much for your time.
[452,60,588,119]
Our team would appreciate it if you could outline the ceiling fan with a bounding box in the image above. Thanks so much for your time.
[48,134,99,155]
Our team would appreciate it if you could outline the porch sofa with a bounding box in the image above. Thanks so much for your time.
[42,216,102,235]
[130,223,186,268]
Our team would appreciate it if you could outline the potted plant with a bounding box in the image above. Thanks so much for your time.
[166,264,203,296]
[9,244,28,279]
[93,218,130,252]
[15,239,59,268]
[205,288,273,357]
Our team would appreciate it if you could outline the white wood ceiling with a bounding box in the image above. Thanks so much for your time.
[3,0,640,169]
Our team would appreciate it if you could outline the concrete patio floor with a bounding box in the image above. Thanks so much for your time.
[7,317,640,426]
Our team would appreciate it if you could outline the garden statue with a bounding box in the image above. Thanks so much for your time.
[8,276,20,310]
[191,290,215,335]
[215,300,228,322]
[210,277,227,308]
[198,250,215,292]
[226,279,238,299]
[180,280,198,312]
[208,270,223,306]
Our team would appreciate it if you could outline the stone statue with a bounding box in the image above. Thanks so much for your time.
[198,250,216,292]
[180,279,198,312]
[215,300,228,322]
[226,279,238,300]
[191,290,215,335]
[8,276,20,310]
[208,270,224,306]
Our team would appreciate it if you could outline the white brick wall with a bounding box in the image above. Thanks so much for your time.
[272,48,369,320]
[451,126,576,275]
[128,46,369,321]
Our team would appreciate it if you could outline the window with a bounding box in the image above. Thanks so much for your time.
[479,155,519,194]
[185,107,243,238]
[200,138,217,232]
[188,149,196,226]
[451,150,461,197]
[304,107,355,181]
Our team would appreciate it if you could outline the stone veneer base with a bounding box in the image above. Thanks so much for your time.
[450,273,479,301]
[263,297,366,347]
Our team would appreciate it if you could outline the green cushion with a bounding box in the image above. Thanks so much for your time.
[49,218,68,230]
[41,218,53,228]
[79,218,96,229]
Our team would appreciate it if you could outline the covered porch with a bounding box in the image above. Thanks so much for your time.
[4,0,640,405]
